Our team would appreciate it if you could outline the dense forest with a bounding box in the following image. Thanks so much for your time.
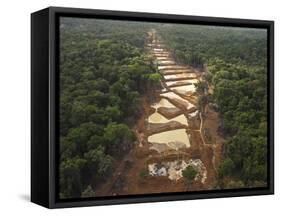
[59,18,160,198]
[158,24,268,188]
[59,18,268,198]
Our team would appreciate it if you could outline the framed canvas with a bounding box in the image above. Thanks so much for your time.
[31,6,274,208]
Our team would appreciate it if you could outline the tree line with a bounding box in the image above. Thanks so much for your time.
[59,18,159,198]
[158,24,268,188]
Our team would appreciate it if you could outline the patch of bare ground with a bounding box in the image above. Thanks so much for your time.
[95,30,225,197]
[95,102,223,197]
[188,115,201,130]
[202,106,225,171]
[112,151,206,196]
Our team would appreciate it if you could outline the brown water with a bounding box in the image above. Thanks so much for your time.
[165,79,198,87]
[149,98,188,125]
[148,112,188,126]
[145,31,201,167]
[161,92,195,110]
[148,129,191,149]
[164,73,196,80]
[171,84,196,95]
[158,60,176,65]
[158,65,187,70]
[151,98,175,109]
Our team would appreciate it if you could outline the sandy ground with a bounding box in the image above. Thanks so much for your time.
[95,100,224,197]
[94,30,224,197]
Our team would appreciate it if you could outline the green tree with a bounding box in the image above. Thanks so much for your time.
[84,146,113,179]
[147,73,161,84]
[81,185,95,198]
[195,80,209,94]
[218,158,235,179]
[182,166,197,188]
[60,157,87,198]
[104,122,136,157]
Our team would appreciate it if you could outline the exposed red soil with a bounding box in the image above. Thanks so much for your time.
[95,31,224,197]
[95,99,224,197]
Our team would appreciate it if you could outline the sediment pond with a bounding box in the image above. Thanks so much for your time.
[148,129,190,149]
[143,30,208,182]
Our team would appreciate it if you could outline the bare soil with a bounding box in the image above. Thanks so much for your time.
[95,30,224,197]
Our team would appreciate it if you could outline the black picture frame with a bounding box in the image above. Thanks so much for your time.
[31,6,274,209]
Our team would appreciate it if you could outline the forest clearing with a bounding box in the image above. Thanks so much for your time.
[59,18,268,199]
[95,29,224,196]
